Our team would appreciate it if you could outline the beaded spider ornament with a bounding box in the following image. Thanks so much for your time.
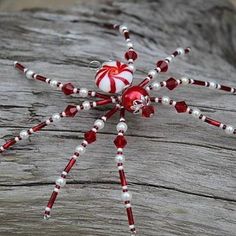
[1,23,235,235]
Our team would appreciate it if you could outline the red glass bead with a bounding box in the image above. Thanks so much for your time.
[142,105,155,118]
[84,130,96,144]
[64,105,78,117]
[3,139,16,149]
[166,77,178,90]
[125,50,138,61]
[122,86,149,113]
[32,121,47,132]
[62,83,74,95]
[156,60,168,72]
[114,135,127,148]
[175,101,188,113]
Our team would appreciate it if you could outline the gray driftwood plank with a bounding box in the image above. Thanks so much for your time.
[0,0,236,235]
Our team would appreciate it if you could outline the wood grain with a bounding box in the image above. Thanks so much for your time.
[0,0,236,235]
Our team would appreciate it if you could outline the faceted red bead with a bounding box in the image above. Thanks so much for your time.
[125,50,138,61]
[156,60,168,72]
[62,83,74,95]
[84,130,96,144]
[166,77,178,90]
[114,135,127,148]
[64,105,78,117]
[175,101,188,113]
[142,105,155,118]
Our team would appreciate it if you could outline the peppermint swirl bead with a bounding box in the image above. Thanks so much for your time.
[95,61,133,93]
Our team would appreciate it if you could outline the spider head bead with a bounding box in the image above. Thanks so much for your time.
[122,86,155,118]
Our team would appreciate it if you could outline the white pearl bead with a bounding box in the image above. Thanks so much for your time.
[121,192,132,201]
[225,125,234,134]
[119,25,128,34]
[128,64,135,72]
[52,113,61,123]
[148,70,157,79]
[50,80,58,87]
[209,81,216,89]
[79,88,88,97]
[152,82,161,90]
[176,47,185,55]
[165,56,173,62]
[127,42,133,48]
[19,130,29,139]
[25,70,34,79]
[191,108,201,118]
[181,77,189,85]
[115,154,125,163]
[94,119,105,130]
[116,122,128,132]
[55,177,66,187]
[162,96,170,105]
[82,101,91,110]
[75,145,86,154]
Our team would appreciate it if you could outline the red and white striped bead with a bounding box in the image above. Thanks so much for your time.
[95,61,133,93]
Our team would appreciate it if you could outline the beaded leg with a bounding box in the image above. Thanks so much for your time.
[14,61,110,99]
[151,96,236,135]
[147,76,236,93]
[0,98,112,153]
[44,105,120,219]
[139,47,191,88]
[114,109,136,235]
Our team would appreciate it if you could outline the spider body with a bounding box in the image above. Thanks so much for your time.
[1,23,235,236]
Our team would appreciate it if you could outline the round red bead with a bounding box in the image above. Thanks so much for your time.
[122,86,151,114]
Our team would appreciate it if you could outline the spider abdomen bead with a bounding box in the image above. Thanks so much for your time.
[95,61,133,93]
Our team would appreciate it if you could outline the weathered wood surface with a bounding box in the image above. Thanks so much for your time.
[0,0,236,235]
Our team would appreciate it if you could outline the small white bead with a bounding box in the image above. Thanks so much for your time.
[225,125,234,135]
[162,96,170,105]
[79,88,88,97]
[127,42,133,48]
[128,64,135,72]
[148,70,158,79]
[82,101,91,110]
[115,154,125,163]
[121,192,132,201]
[73,88,78,94]
[25,70,34,79]
[55,177,66,187]
[209,81,216,89]
[116,122,128,132]
[76,105,81,111]
[91,91,96,97]
[191,108,201,118]
[176,47,185,55]
[181,77,189,85]
[152,82,161,91]
[46,119,51,125]
[45,207,51,212]
[52,113,61,123]
[119,25,128,34]
[75,145,86,154]
[59,83,63,89]
[19,130,29,139]
[15,137,20,142]
[50,80,58,87]
[94,119,105,130]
